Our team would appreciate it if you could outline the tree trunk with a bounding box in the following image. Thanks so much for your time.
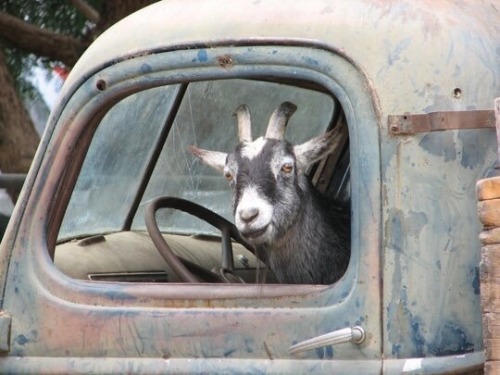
[0,49,40,198]
[0,0,159,202]
[97,1,157,31]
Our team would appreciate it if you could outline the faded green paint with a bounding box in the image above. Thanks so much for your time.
[0,0,497,373]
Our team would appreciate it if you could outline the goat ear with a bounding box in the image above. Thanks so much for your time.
[188,145,227,173]
[293,126,343,173]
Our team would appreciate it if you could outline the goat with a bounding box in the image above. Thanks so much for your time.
[189,102,350,284]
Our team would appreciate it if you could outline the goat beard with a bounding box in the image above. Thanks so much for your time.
[238,223,274,246]
[240,210,302,248]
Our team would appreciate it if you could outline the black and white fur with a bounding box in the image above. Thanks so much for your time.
[189,102,350,284]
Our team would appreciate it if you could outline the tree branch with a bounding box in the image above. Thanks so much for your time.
[0,11,88,67]
[70,0,100,24]
[98,0,157,31]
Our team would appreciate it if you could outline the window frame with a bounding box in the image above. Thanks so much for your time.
[59,79,340,240]
[26,44,381,309]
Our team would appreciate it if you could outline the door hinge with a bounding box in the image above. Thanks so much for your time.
[388,110,494,135]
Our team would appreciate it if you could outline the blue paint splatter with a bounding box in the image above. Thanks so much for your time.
[387,288,428,358]
[410,319,426,357]
[458,131,486,169]
[103,290,136,301]
[315,346,325,359]
[419,133,457,162]
[244,337,254,353]
[391,343,401,356]
[429,324,474,356]
[472,267,480,295]
[197,49,208,62]
[304,57,319,66]
[387,37,412,65]
[315,345,334,359]
[325,345,334,359]
[140,63,152,73]
[14,334,29,346]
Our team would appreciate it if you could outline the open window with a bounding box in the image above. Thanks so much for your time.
[55,78,350,285]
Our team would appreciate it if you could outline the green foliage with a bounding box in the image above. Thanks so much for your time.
[0,0,102,97]
[1,0,100,36]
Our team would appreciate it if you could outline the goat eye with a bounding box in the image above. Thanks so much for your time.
[281,163,293,174]
[224,172,233,181]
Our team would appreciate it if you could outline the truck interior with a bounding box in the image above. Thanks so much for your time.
[53,78,351,285]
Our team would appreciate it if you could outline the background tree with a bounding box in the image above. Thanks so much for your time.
[0,0,158,199]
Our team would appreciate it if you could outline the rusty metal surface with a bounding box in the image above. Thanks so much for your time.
[59,0,498,119]
[0,0,497,373]
[389,110,495,135]
[0,311,11,353]
[0,357,384,374]
[0,44,383,372]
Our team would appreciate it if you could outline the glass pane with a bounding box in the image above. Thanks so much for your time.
[133,79,334,234]
[59,85,179,239]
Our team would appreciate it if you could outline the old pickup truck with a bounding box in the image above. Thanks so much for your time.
[0,0,498,373]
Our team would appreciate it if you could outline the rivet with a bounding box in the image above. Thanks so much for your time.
[96,79,106,91]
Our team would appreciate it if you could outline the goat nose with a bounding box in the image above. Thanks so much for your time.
[239,208,259,223]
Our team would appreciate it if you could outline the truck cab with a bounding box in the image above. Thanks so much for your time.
[0,1,498,373]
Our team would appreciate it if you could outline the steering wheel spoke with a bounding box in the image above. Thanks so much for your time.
[145,196,254,283]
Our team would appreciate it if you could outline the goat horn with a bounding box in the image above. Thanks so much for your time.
[265,101,297,140]
[233,104,252,142]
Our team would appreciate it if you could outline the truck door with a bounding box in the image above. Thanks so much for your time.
[0,45,383,373]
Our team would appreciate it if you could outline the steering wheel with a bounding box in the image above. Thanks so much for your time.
[145,196,255,283]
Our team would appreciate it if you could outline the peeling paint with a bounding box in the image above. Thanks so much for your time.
[197,49,208,62]
[315,345,334,360]
[387,37,412,66]
[458,131,486,170]
[385,208,428,248]
[471,267,480,295]
[418,133,457,162]
[0,0,496,372]
[140,63,152,74]
[14,334,29,346]
[429,324,474,356]
[304,56,319,66]
[386,288,426,358]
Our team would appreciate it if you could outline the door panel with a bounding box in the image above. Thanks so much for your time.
[2,45,382,369]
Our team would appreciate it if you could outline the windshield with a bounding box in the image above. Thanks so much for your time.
[59,79,334,240]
